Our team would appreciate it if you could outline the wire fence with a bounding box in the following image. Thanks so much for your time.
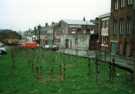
[9,47,134,84]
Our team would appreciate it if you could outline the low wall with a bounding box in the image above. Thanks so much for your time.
[59,49,88,57]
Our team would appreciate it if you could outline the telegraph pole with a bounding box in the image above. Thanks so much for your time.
[38,25,41,46]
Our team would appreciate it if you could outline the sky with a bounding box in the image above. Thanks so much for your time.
[0,0,111,31]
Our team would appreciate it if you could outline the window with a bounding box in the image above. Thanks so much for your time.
[128,0,133,5]
[127,23,129,33]
[113,22,118,34]
[65,39,69,48]
[101,21,104,28]
[113,23,116,34]
[115,0,119,10]
[106,20,109,27]
[121,0,126,8]
[102,20,108,28]
[104,21,106,28]
[119,21,124,34]
[119,22,122,34]
[127,22,133,34]
[122,23,124,34]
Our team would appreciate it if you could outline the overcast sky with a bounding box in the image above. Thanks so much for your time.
[0,0,111,31]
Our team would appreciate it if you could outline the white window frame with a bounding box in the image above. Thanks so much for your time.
[115,0,119,10]
[119,22,123,34]
[127,22,132,34]
[129,22,132,33]
[121,0,126,8]
[113,22,117,34]
[128,0,133,5]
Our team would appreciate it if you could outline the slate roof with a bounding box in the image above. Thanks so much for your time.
[98,13,111,18]
[40,26,49,35]
[62,19,94,25]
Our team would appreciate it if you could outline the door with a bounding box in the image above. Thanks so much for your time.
[111,42,118,55]
[65,39,69,48]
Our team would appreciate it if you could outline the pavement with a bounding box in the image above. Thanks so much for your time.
[59,49,135,72]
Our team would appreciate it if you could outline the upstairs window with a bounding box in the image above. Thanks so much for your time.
[127,21,133,34]
[113,21,118,35]
[103,21,106,28]
[120,0,126,8]
[113,23,116,34]
[119,21,125,35]
[106,20,109,27]
[128,0,133,5]
[102,20,108,28]
[115,0,119,10]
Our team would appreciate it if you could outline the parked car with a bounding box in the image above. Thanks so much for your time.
[52,45,59,50]
[20,42,39,49]
[42,44,59,51]
[43,45,50,49]
[0,43,7,55]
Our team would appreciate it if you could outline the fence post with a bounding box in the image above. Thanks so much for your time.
[109,57,116,81]
[88,57,91,76]
[60,63,65,81]
[11,47,16,69]
[95,57,99,83]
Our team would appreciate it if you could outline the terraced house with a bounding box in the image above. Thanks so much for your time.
[110,0,135,57]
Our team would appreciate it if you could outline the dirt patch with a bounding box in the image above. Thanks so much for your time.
[65,64,75,68]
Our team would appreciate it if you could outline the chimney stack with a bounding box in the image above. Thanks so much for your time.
[45,23,48,27]
[83,17,86,22]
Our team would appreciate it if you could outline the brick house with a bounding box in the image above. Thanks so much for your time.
[96,13,111,51]
[110,0,135,56]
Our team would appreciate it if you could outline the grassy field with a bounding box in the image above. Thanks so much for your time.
[0,48,135,94]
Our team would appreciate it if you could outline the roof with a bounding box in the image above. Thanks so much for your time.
[40,26,49,35]
[62,19,94,25]
[98,13,111,18]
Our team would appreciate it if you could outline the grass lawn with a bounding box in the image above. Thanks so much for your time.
[0,48,135,94]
